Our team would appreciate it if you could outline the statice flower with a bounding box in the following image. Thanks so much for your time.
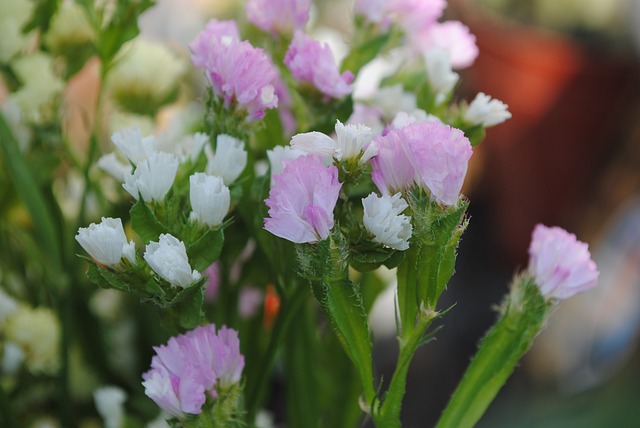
[387,0,446,33]
[189,19,240,68]
[362,192,413,250]
[111,127,157,166]
[264,155,342,243]
[424,48,459,106]
[75,217,136,267]
[465,92,512,127]
[205,134,247,184]
[97,153,132,182]
[144,234,201,288]
[246,0,310,35]
[415,21,479,69]
[389,110,441,132]
[123,152,179,202]
[266,145,305,185]
[291,120,377,164]
[190,26,278,121]
[284,31,353,99]
[528,224,599,300]
[142,325,244,417]
[189,173,230,227]
[371,122,472,206]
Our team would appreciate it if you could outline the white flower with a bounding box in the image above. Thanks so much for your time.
[94,386,127,428]
[206,134,247,184]
[144,234,201,288]
[291,120,376,164]
[465,92,512,127]
[424,48,459,106]
[390,110,442,131]
[43,0,94,53]
[123,152,179,202]
[98,153,133,182]
[5,306,60,374]
[189,173,230,227]
[362,192,413,251]
[266,145,305,180]
[75,217,136,266]
[373,84,417,121]
[111,127,157,165]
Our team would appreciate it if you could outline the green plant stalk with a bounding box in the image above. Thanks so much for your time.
[436,276,551,428]
[374,310,436,428]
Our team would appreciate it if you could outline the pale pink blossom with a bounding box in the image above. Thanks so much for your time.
[416,21,478,69]
[246,0,310,35]
[142,325,244,416]
[190,26,278,121]
[528,224,599,300]
[284,31,353,99]
[188,19,240,68]
[387,0,446,33]
[264,155,342,243]
[238,286,263,319]
[371,122,472,206]
[204,262,221,303]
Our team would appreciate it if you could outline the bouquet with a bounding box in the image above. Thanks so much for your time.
[0,0,599,427]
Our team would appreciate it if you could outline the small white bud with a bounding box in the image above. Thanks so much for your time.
[144,234,201,288]
[111,127,157,165]
[206,134,247,184]
[465,92,512,127]
[75,217,136,266]
[189,173,230,227]
[94,386,127,428]
[122,152,178,202]
[362,192,413,251]
[97,153,132,182]
[424,48,459,105]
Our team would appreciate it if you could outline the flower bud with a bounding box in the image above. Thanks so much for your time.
[144,234,201,288]
[123,152,178,202]
[75,217,136,266]
[206,134,247,185]
[189,173,230,227]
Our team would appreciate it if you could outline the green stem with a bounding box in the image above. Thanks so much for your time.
[436,276,551,428]
[245,283,307,421]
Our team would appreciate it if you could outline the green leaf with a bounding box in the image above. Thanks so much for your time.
[187,228,224,272]
[23,0,59,33]
[130,199,169,244]
[172,282,205,329]
[341,31,393,76]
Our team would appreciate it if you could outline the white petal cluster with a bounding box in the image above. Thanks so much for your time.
[111,127,157,165]
[465,92,512,127]
[266,145,305,179]
[206,134,247,184]
[94,386,127,428]
[290,120,376,164]
[362,193,413,251]
[75,217,136,266]
[97,153,132,182]
[123,152,179,202]
[144,234,201,288]
[390,110,442,131]
[189,173,230,227]
[424,48,459,106]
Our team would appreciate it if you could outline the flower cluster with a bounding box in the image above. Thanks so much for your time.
[142,324,244,417]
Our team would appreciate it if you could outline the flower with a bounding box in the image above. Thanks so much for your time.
[264,155,342,243]
[238,286,264,319]
[189,173,230,227]
[122,152,179,202]
[246,0,310,35]
[191,29,278,121]
[108,38,185,115]
[4,306,60,374]
[362,192,413,250]
[387,0,446,33]
[284,31,353,99]
[189,19,240,68]
[97,153,133,182]
[0,0,34,62]
[110,126,157,165]
[424,48,459,106]
[291,120,377,164]
[354,0,388,24]
[204,262,221,303]
[144,234,201,288]
[266,145,305,184]
[528,224,599,300]
[389,109,441,132]
[465,92,512,127]
[75,217,136,266]
[371,122,472,206]
[43,0,94,54]
[94,386,127,428]
[415,21,478,69]
[142,325,244,417]
[205,134,247,184]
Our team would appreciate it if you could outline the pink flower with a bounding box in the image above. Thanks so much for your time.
[204,262,221,303]
[416,21,478,69]
[387,0,446,33]
[371,122,472,206]
[528,224,599,300]
[190,27,278,121]
[189,19,240,68]
[238,286,264,319]
[142,325,244,416]
[246,0,310,35]
[284,31,353,99]
[264,155,342,243]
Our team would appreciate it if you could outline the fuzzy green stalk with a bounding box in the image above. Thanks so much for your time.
[436,275,552,428]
